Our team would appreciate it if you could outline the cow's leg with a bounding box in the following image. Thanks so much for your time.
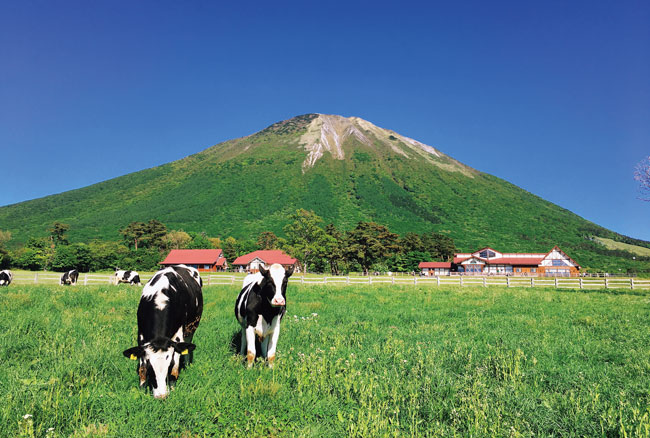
[260,336,269,359]
[266,319,282,368]
[171,327,183,378]
[245,325,256,367]
[239,330,247,356]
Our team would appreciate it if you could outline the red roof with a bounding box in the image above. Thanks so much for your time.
[419,262,451,269]
[490,257,543,266]
[232,250,297,266]
[454,256,486,264]
[161,249,225,266]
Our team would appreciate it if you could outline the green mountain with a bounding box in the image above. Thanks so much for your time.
[1,113,647,271]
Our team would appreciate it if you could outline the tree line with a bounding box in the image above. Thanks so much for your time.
[0,210,455,274]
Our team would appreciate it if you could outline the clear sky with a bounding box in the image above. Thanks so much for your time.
[1,1,649,240]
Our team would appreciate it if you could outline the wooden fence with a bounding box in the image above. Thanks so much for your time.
[8,273,650,291]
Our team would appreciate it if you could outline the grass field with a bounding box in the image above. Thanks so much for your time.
[1,283,649,437]
[595,237,650,258]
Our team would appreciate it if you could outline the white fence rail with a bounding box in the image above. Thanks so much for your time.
[6,273,650,291]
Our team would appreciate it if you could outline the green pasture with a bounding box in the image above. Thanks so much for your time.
[1,283,649,437]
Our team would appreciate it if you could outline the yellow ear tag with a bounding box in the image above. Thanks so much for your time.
[130,354,138,360]
[181,349,189,355]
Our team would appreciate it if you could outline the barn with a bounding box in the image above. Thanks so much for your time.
[160,249,228,272]
[232,250,298,273]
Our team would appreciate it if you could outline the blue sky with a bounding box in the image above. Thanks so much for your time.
[1,1,649,240]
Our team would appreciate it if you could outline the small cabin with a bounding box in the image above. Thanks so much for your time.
[232,250,298,273]
[418,262,451,276]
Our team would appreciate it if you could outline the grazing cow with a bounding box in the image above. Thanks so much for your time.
[0,270,12,286]
[60,269,79,285]
[122,265,203,399]
[114,270,141,285]
[235,263,293,367]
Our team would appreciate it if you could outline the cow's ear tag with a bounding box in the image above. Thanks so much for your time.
[181,349,189,355]
[130,354,138,360]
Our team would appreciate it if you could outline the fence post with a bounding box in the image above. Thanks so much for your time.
[207,275,211,286]
[34,273,38,284]
[483,277,486,287]
[554,277,558,288]
[369,276,372,285]
[630,278,634,290]
[604,277,608,289]
[301,276,304,284]
[347,276,350,285]
[392,276,395,285]
[84,274,88,286]
[414,276,417,286]
[579,277,583,289]
[437,276,440,287]
[530,277,533,288]
[231,276,235,285]
[460,276,464,287]
[506,276,510,288]
[324,277,327,284]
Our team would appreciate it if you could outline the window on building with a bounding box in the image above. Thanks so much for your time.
[531,268,537,273]
[552,259,565,266]
[505,266,513,272]
[516,268,522,273]
[479,250,496,258]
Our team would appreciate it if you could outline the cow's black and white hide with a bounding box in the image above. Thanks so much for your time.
[60,269,79,285]
[122,265,203,399]
[235,263,293,367]
[114,270,141,285]
[0,270,12,286]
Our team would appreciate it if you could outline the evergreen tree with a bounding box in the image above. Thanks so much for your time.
[257,231,279,250]
[49,222,70,246]
[283,209,328,273]
[120,222,147,250]
[345,222,399,275]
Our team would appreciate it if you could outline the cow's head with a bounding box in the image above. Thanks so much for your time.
[123,338,196,399]
[259,263,293,307]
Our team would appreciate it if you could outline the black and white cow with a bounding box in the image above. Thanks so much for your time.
[0,270,12,286]
[235,263,293,367]
[114,270,141,285]
[122,265,203,399]
[60,269,79,285]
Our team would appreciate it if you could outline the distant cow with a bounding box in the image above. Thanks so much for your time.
[114,270,141,285]
[0,270,12,286]
[60,269,79,285]
[235,263,293,367]
[122,265,203,399]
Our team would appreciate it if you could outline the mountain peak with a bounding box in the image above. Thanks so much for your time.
[292,113,470,176]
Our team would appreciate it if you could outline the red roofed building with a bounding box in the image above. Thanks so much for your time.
[418,262,452,276]
[449,246,580,276]
[232,250,298,273]
[160,249,228,272]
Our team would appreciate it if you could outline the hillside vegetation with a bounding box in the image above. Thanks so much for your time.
[0,114,648,272]
[1,283,649,437]
[594,236,650,257]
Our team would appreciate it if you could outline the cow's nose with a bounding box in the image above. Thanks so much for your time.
[272,299,285,306]
[154,392,168,400]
